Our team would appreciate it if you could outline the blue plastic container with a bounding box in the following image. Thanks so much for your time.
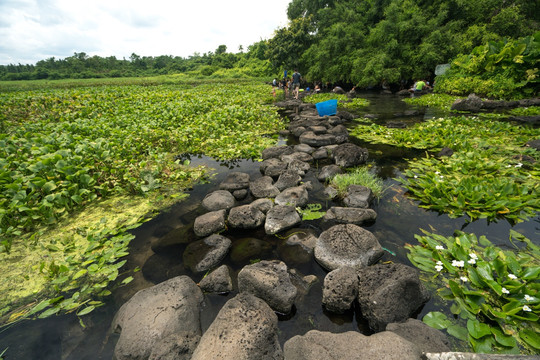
[315,99,338,116]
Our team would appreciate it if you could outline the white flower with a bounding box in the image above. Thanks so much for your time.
[451,260,465,268]
[414,175,418,179]
[469,253,478,259]
[515,163,523,168]
[506,165,512,168]
[440,176,444,179]
[468,258,476,265]
[435,265,443,272]
[523,305,532,312]
[436,261,443,265]
[508,274,517,280]
[460,276,468,282]
[502,288,510,294]
[524,295,533,301]
[435,245,444,250]
[435,171,440,175]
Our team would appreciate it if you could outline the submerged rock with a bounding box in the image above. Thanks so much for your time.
[386,318,451,353]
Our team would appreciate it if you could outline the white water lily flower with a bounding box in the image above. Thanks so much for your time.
[515,163,523,168]
[523,305,532,312]
[451,260,465,267]
[468,258,476,265]
[502,288,510,294]
[414,175,418,179]
[506,165,512,168]
[524,295,533,301]
[469,253,478,259]
[508,274,517,280]
[460,276,468,282]
[435,245,444,250]
[436,261,443,265]
[435,265,443,272]
[440,176,444,179]
[435,171,440,175]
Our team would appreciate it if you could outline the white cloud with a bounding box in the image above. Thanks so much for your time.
[0,0,291,64]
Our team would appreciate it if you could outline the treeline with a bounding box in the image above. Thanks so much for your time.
[1,0,539,88]
[0,42,274,81]
[267,0,540,87]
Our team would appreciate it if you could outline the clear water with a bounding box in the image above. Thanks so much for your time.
[1,92,537,359]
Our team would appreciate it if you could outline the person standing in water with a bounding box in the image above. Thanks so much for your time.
[292,69,302,100]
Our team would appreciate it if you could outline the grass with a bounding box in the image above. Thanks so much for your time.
[329,166,386,198]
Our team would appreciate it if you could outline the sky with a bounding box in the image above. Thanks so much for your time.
[0,0,291,65]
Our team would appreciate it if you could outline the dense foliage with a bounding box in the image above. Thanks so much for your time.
[268,0,539,87]
[435,32,540,98]
[408,230,539,354]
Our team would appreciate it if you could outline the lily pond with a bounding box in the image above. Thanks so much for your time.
[1,90,538,358]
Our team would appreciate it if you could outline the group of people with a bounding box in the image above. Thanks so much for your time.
[272,71,432,98]
[272,69,303,99]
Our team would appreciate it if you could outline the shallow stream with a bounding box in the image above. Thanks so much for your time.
[1,92,538,359]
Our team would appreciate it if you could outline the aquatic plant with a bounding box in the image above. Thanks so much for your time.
[407,229,540,354]
[329,166,386,199]
[296,203,326,220]
[352,116,540,223]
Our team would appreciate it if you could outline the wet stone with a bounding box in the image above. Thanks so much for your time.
[193,209,227,238]
[275,170,302,191]
[260,158,288,178]
[219,171,250,191]
[262,145,294,160]
[294,144,314,154]
[227,204,266,229]
[265,205,302,235]
[249,176,280,198]
[343,185,374,209]
[201,190,236,212]
[314,224,384,271]
[318,164,343,182]
[333,143,369,168]
[183,234,232,273]
[274,185,309,208]
[238,260,297,314]
[198,265,233,294]
[323,206,377,225]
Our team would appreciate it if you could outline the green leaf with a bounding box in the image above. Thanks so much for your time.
[522,266,540,280]
[447,324,469,342]
[519,329,540,350]
[491,327,517,347]
[42,181,57,193]
[423,311,452,329]
[467,319,492,339]
[76,305,95,316]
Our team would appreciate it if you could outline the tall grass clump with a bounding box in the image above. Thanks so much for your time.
[330,166,386,198]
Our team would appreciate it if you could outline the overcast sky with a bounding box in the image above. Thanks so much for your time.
[0,0,291,65]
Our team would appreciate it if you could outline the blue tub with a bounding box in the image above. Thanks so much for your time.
[315,99,338,116]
